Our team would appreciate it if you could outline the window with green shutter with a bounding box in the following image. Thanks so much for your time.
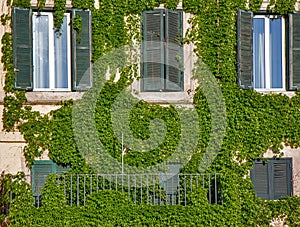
[237,9,300,91]
[12,7,92,91]
[250,158,293,200]
[142,9,183,92]
[31,160,69,206]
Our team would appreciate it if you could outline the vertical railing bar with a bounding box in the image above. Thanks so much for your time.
[208,174,211,204]
[196,175,198,187]
[116,174,118,191]
[70,175,73,206]
[177,174,180,205]
[77,175,79,207]
[134,175,137,204]
[146,174,149,205]
[109,175,112,190]
[202,174,204,188]
[128,175,130,201]
[190,175,192,193]
[102,175,105,191]
[184,175,187,206]
[159,178,162,205]
[153,175,155,205]
[214,173,217,204]
[96,174,99,193]
[140,175,143,204]
[64,175,66,200]
[90,175,93,195]
[84,175,86,206]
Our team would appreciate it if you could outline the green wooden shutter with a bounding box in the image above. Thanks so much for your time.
[31,161,55,196]
[272,159,292,199]
[288,13,300,90]
[237,9,253,89]
[12,7,33,90]
[72,9,92,91]
[251,160,270,199]
[165,10,183,91]
[142,10,164,91]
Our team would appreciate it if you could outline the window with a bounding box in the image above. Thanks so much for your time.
[237,10,300,91]
[142,9,183,92]
[253,16,285,90]
[12,7,92,91]
[31,160,69,205]
[250,158,293,200]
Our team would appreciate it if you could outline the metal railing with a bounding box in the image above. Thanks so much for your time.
[31,173,222,207]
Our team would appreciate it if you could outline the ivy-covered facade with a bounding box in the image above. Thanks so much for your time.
[1,0,300,226]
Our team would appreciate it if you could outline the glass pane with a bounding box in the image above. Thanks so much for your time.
[270,18,283,89]
[54,15,69,89]
[34,15,49,89]
[253,18,265,89]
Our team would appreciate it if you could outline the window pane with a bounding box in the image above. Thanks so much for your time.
[34,15,49,89]
[270,18,283,89]
[54,15,69,89]
[253,18,265,89]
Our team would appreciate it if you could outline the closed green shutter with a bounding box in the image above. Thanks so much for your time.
[72,10,92,91]
[250,161,270,199]
[142,10,164,91]
[31,161,54,196]
[237,9,253,89]
[251,158,292,200]
[165,10,183,91]
[12,7,33,90]
[273,159,292,199]
[288,13,300,90]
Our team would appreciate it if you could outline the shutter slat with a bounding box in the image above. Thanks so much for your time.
[142,10,164,91]
[289,13,300,90]
[72,10,92,91]
[166,10,183,91]
[237,9,253,89]
[12,7,33,90]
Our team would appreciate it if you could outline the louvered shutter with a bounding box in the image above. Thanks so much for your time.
[165,10,183,91]
[237,9,253,89]
[31,161,54,196]
[142,10,164,91]
[288,13,300,90]
[12,7,33,90]
[251,161,270,199]
[273,159,292,199]
[72,10,92,91]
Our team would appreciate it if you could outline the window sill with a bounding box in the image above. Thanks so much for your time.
[132,91,194,104]
[26,91,84,104]
[255,90,296,98]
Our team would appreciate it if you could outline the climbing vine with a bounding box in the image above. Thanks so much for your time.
[1,0,300,225]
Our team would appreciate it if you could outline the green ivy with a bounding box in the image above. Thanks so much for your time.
[2,0,300,225]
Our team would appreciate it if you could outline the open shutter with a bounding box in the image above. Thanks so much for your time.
[251,161,270,199]
[237,9,253,89]
[288,13,300,90]
[12,7,33,90]
[31,161,54,196]
[272,159,292,199]
[142,10,164,91]
[72,9,92,91]
[165,10,183,91]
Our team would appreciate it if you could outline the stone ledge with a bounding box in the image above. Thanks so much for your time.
[0,131,25,142]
